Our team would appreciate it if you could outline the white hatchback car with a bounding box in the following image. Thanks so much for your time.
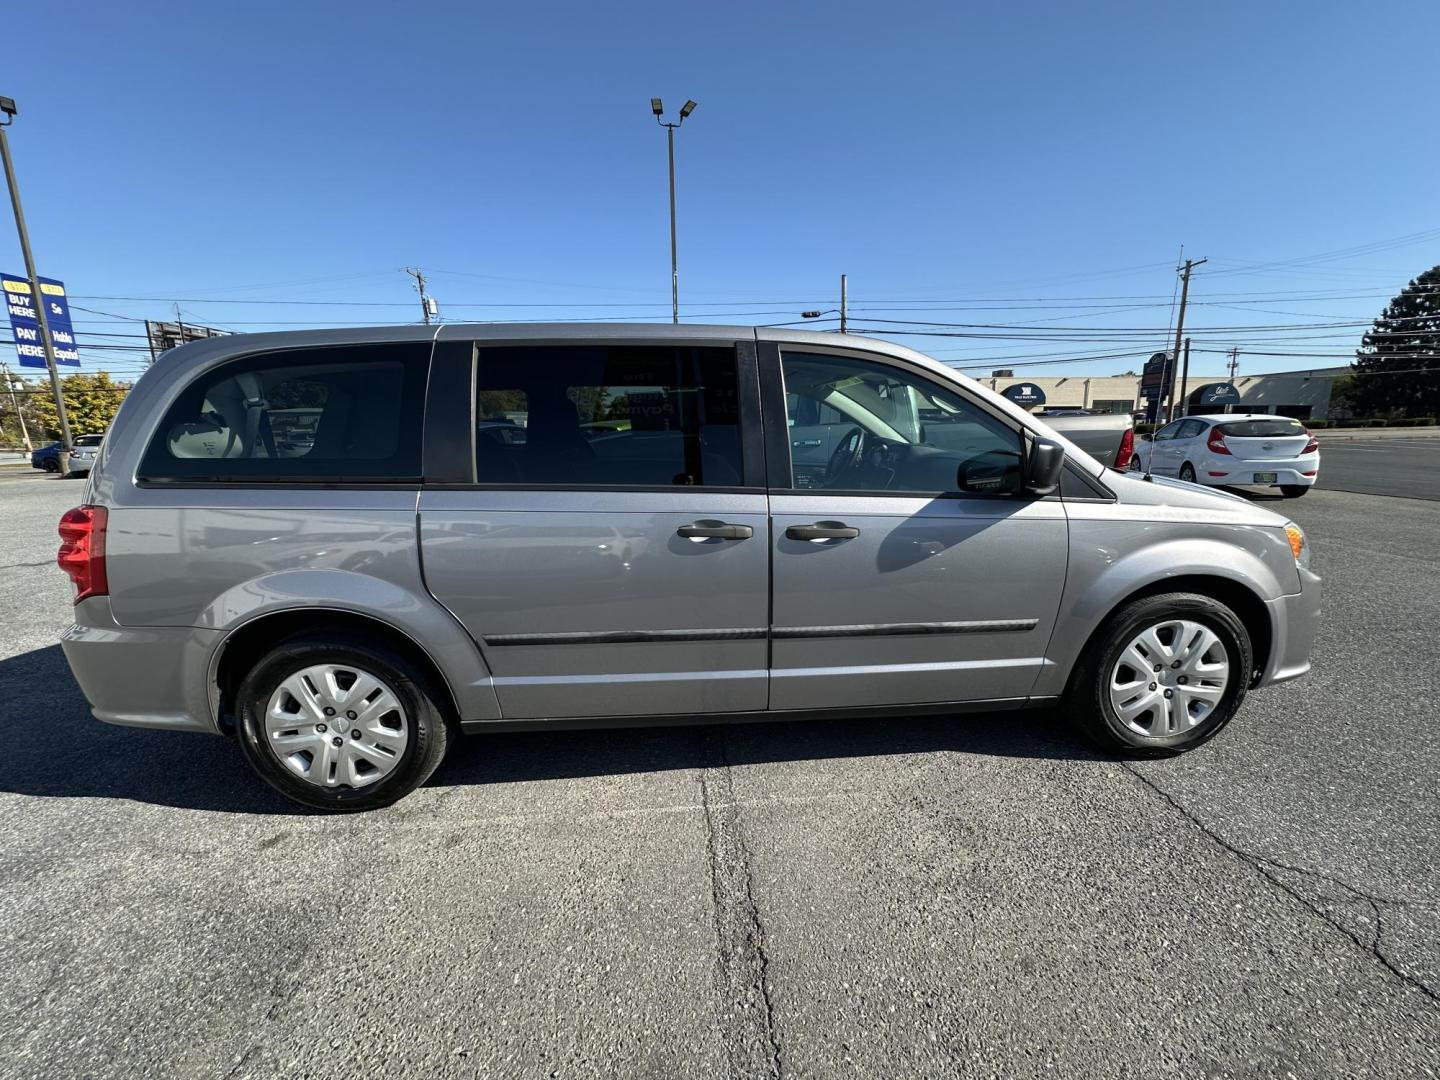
[1132,414,1320,497]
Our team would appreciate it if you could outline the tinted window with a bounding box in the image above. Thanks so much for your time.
[139,343,429,482]
[1153,422,1184,441]
[1217,418,1307,438]
[473,345,743,487]
[1175,419,1207,439]
[780,351,1022,494]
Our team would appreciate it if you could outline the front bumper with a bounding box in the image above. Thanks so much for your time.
[60,597,223,733]
[1257,566,1322,687]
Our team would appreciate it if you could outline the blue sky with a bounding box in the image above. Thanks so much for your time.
[3,0,1438,383]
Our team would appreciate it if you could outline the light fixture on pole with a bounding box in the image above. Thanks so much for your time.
[651,97,698,323]
[0,95,74,473]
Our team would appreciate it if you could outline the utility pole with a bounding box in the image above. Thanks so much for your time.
[840,274,848,333]
[1177,337,1192,417]
[2,361,32,451]
[1227,347,1240,381]
[1165,256,1206,422]
[0,96,73,473]
[405,268,432,324]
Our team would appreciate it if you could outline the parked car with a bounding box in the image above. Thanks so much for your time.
[65,433,105,476]
[56,325,1319,811]
[31,441,61,471]
[30,434,105,475]
[1130,414,1319,497]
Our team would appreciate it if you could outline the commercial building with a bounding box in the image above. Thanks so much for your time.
[970,365,1345,420]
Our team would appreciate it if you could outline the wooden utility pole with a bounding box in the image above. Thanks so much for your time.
[405,267,432,325]
[1165,257,1206,422]
[1177,338,1192,417]
[1227,347,1240,381]
[839,273,848,333]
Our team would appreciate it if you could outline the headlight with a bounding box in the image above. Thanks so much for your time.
[1284,523,1311,570]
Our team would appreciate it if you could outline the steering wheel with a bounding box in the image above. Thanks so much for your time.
[824,426,868,486]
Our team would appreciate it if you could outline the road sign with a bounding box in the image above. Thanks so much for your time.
[1002,383,1047,408]
[1193,382,1241,406]
[3,274,80,369]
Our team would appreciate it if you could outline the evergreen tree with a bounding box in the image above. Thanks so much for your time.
[1351,265,1440,417]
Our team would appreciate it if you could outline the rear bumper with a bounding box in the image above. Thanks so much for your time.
[60,597,223,734]
[1203,459,1318,486]
[1256,567,1321,687]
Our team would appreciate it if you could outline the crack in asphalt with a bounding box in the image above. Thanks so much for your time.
[700,729,784,1080]
[1124,763,1439,1007]
[0,560,53,571]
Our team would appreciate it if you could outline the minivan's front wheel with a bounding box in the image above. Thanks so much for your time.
[235,636,454,811]
[1064,593,1252,754]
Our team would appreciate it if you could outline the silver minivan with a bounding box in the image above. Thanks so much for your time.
[57,325,1320,810]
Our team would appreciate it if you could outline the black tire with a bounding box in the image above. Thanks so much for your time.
[1279,485,1309,498]
[41,458,59,473]
[234,634,455,811]
[1062,592,1252,755]
[1178,462,1197,483]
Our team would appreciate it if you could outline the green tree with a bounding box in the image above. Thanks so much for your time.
[31,370,132,440]
[1351,266,1440,417]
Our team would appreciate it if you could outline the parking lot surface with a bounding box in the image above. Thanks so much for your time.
[1,471,1437,1079]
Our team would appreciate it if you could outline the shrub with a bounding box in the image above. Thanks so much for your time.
[1308,419,1331,429]
[1135,423,1157,435]
[1366,419,1388,427]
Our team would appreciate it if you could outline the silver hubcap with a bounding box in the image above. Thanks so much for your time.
[264,663,410,788]
[1108,619,1230,737]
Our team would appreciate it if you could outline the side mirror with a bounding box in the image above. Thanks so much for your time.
[1138,432,1152,442]
[1023,437,1065,497]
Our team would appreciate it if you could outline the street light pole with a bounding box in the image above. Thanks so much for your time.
[0,97,73,474]
[651,98,697,324]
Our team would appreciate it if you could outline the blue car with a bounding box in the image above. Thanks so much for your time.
[30,442,61,472]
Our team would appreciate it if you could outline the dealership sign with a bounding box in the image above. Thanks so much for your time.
[3,274,80,369]
[1002,382,1047,408]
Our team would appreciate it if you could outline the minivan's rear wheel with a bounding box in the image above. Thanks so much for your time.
[1064,593,1252,754]
[235,636,454,811]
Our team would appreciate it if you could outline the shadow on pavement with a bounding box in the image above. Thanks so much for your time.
[0,643,1099,814]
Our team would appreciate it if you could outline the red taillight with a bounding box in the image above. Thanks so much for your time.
[1206,428,1231,455]
[1114,427,1135,470]
[57,505,108,603]
[1302,432,1320,455]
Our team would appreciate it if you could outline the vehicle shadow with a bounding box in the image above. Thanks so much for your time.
[0,644,1101,815]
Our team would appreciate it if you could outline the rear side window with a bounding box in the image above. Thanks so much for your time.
[1217,418,1306,438]
[473,345,744,487]
[139,343,430,482]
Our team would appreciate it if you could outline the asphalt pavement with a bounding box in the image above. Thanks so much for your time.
[1317,436,1440,500]
[1,469,1437,1079]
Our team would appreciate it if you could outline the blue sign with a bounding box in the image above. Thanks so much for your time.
[3,274,80,369]
[1194,382,1240,406]
[1002,382,1047,408]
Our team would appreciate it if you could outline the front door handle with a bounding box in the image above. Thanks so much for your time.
[677,520,754,540]
[785,521,860,542]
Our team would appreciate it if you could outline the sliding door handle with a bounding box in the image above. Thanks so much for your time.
[677,520,754,540]
[785,521,860,541]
